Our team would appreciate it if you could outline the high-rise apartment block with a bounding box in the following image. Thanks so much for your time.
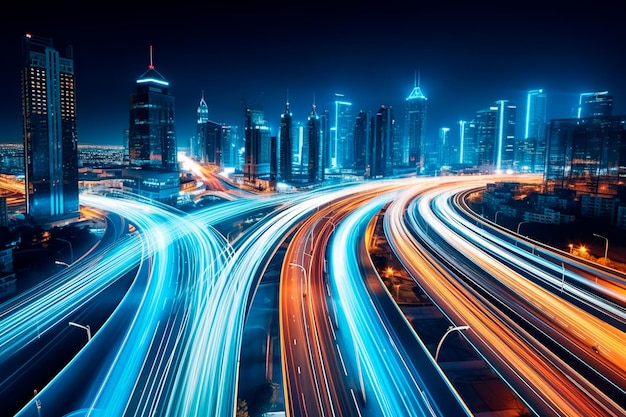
[21,33,79,222]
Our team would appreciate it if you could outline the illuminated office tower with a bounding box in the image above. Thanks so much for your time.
[437,127,452,170]
[333,94,353,170]
[578,91,613,118]
[459,120,477,166]
[244,107,271,186]
[192,91,209,161]
[124,46,180,204]
[353,110,369,175]
[195,91,225,166]
[306,104,323,183]
[495,100,516,172]
[545,114,626,196]
[21,33,79,222]
[278,100,293,182]
[406,71,427,174]
[522,89,547,173]
[368,105,394,178]
[474,106,498,172]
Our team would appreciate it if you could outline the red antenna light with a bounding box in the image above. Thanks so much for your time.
[148,45,154,69]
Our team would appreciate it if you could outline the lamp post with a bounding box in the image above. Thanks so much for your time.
[435,325,470,362]
[56,238,74,264]
[516,221,530,235]
[494,211,503,224]
[289,262,308,297]
[592,233,609,261]
[69,321,91,342]
[568,244,573,254]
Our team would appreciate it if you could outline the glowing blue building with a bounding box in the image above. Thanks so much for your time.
[406,71,427,174]
[21,33,79,222]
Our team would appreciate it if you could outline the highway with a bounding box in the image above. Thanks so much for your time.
[384,178,626,416]
[2,171,624,416]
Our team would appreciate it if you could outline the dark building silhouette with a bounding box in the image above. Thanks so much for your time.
[545,114,626,196]
[21,33,79,223]
[406,72,427,174]
[306,104,323,183]
[279,101,293,182]
[368,105,394,178]
[353,110,368,176]
[320,108,331,172]
[123,46,180,204]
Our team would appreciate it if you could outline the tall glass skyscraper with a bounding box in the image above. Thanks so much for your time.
[545,115,626,196]
[333,95,353,170]
[524,89,547,173]
[306,104,323,183]
[578,91,613,119]
[279,100,293,182]
[495,100,516,172]
[127,47,177,171]
[21,33,79,222]
[124,46,180,204]
[368,105,394,178]
[406,72,427,174]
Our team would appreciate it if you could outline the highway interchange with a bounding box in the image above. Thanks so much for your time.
[1,171,624,417]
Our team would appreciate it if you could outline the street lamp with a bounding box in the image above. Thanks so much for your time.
[435,324,470,362]
[494,211,503,224]
[568,243,573,254]
[56,238,74,264]
[289,262,308,297]
[69,321,91,342]
[592,233,609,261]
[516,221,530,235]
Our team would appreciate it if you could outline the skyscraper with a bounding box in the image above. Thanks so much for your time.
[21,33,79,222]
[333,95,353,170]
[243,107,271,188]
[124,46,180,204]
[192,91,209,161]
[306,104,323,183]
[495,100,516,172]
[522,89,547,173]
[368,105,394,178]
[353,110,369,176]
[578,91,613,119]
[406,71,427,174]
[474,106,498,172]
[279,100,293,182]
[545,115,626,196]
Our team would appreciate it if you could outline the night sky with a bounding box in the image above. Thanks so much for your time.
[1,2,625,146]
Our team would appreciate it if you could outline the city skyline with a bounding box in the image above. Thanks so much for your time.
[1,3,625,146]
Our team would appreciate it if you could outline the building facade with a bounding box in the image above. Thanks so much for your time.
[545,115,626,197]
[278,101,293,182]
[334,96,353,170]
[406,73,427,174]
[123,46,180,204]
[21,33,79,222]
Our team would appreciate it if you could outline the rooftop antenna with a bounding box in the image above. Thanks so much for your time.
[148,45,154,69]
